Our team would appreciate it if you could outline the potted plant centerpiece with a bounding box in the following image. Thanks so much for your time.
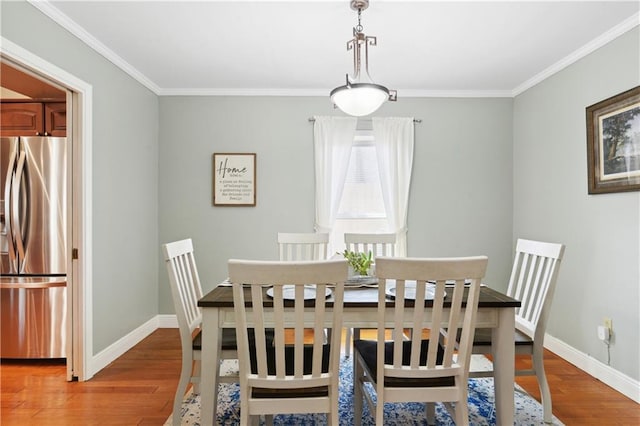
[341,249,374,278]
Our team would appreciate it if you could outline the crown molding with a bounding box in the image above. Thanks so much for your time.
[512,12,640,97]
[158,87,513,98]
[27,0,161,95]
[398,89,513,98]
[157,88,329,97]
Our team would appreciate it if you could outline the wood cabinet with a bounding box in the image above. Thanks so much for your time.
[0,103,42,136]
[44,103,66,137]
[0,102,66,137]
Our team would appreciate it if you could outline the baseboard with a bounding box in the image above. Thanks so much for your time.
[544,333,640,403]
[90,316,159,376]
[157,314,178,328]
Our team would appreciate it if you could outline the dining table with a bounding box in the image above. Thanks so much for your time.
[197,282,521,425]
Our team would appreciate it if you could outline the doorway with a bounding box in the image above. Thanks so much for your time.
[1,41,93,381]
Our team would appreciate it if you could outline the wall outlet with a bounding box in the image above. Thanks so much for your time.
[603,317,613,332]
[597,325,610,342]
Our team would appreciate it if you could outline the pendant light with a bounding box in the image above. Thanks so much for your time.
[330,0,397,116]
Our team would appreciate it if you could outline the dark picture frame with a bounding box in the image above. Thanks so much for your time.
[212,153,256,206]
[586,86,640,194]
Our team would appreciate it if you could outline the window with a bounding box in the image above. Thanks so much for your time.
[330,130,390,252]
[313,116,413,257]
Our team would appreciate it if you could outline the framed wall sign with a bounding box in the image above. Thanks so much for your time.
[586,86,640,194]
[212,153,256,206]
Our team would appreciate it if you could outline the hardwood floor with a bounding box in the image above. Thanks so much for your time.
[1,329,181,426]
[1,328,638,425]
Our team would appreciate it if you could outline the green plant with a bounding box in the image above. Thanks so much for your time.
[340,250,373,276]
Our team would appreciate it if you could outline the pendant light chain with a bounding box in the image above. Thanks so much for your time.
[356,7,363,33]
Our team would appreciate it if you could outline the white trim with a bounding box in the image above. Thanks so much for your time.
[157,314,179,328]
[27,0,161,95]
[0,37,93,382]
[544,333,640,403]
[90,315,176,375]
[159,88,329,97]
[158,87,513,98]
[513,12,640,96]
[73,86,93,382]
[90,317,159,376]
[399,90,512,98]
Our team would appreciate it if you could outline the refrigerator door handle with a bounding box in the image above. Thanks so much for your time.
[11,150,27,272]
[4,147,18,273]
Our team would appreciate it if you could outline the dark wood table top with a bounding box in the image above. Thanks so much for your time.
[198,284,521,309]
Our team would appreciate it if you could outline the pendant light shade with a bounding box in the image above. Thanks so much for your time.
[330,0,396,116]
[330,83,390,117]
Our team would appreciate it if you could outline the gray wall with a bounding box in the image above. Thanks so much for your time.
[158,96,514,313]
[1,1,160,354]
[513,27,640,380]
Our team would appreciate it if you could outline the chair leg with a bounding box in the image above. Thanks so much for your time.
[532,349,553,424]
[453,398,470,426]
[329,384,339,426]
[172,357,192,426]
[375,388,385,425]
[192,359,201,394]
[212,358,224,422]
[345,327,352,357]
[328,405,339,425]
[353,354,364,426]
[425,402,436,425]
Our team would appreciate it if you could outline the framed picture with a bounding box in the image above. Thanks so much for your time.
[212,153,256,206]
[586,86,640,194]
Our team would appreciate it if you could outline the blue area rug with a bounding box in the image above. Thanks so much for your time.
[166,356,564,425]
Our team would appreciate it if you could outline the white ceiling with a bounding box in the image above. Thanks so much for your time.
[33,0,640,97]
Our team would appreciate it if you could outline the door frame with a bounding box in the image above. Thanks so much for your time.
[1,37,93,381]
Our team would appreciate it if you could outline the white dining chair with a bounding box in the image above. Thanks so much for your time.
[352,256,488,425]
[278,232,331,344]
[343,232,398,357]
[469,238,565,424]
[162,238,239,426]
[277,232,329,261]
[344,232,397,258]
[228,258,348,425]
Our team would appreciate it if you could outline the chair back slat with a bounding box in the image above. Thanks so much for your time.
[229,259,347,389]
[311,283,328,376]
[278,232,329,261]
[506,239,565,339]
[390,279,407,368]
[408,280,426,368]
[293,284,306,378]
[344,232,397,258]
[375,256,488,382]
[250,284,270,377]
[443,279,465,366]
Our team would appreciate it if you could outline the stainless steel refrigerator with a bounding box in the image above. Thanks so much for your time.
[1,136,67,359]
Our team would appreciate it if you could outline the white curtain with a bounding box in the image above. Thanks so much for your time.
[313,116,358,233]
[372,117,415,256]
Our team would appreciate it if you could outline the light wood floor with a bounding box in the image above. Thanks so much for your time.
[1,328,638,425]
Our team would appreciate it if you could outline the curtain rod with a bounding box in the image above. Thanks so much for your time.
[308,117,422,123]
